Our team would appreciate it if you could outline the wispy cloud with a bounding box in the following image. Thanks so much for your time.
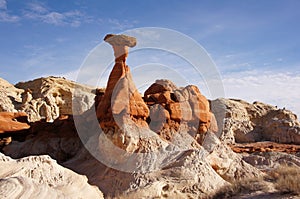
[107,18,138,30]
[0,0,20,22]
[222,70,300,116]
[27,2,48,13]
[23,2,88,27]
[0,11,20,22]
[0,0,6,9]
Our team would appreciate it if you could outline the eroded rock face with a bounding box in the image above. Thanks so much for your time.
[62,131,264,198]
[3,115,82,163]
[0,112,30,147]
[96,34,156,152]
[16,77,95,122]
[0,112,30,133]
[211,98,300,144]
[97,34,149,128]
[0,78,23,112]
[63,133,227,198]
[95,34,220,154]
[4,32,300,198]
[0,76,95,122]
[231,142,300,154]
[144,79,217,143]
[1,79,265,198]
[242,151,300,171]
[203,132,262,182]
[0,153,103,199]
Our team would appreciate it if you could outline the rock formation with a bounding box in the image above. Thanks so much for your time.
[0,78,23,112]
[211,98,300,144]
[0,76,95,122]
[0,33,300,198]
[2,74,300,197]
[96,34,217,150]
[97,34,149,128]
[17,76,95,122]
[0,112,30,147]
[144,79,218,143]
[64,144,230,198]
[0,78,264,197]
[96,34,165,153]
[0,152,103,199]
[231,142,300,154]
[0,112,30,133]
[3,115,82,163]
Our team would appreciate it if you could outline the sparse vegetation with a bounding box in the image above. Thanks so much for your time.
[270,165,300,195]
[210,166,300,199]
[210,177,268,199]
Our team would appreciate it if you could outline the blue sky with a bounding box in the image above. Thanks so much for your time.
[0,0,300,115]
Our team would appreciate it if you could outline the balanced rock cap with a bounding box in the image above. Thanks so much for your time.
[104,34,137,47]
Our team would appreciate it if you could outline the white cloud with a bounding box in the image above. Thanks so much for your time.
[107,18,138,30]
[0,0,6,9]
[222,70,300,116]
[0,0,20,22]
[0,11,19,22]
[27,2,48,13]
[23,2,87,27]
[43,12,64,25]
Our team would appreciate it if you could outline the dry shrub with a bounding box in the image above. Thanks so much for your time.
[271,165,300,195]
[210,177,268,199]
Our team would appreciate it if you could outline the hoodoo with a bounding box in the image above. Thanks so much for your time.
[96,34,149,129]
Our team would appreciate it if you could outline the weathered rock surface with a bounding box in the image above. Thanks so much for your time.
[211,98,300,144]
[0,112,30,133]
[60,130,263,198]
[96,34,163,153]
[3,115,82,163]
[0,78,23,112]
[2,100,263,198]
[97,34,148,127]
[0,152,103,199]
[2,74,299,198]
[203,132,262,182]
[1,33,300,198]
[16,76,95,122]
[0,112,30,147]
[0,76,95,122]
[231,142,300,154]
[144,79,217,143]
[240,149,300,171]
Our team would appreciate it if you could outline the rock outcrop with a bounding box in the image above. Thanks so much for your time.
[2,73,299,198]
[144,79,217,143]
[211,98,300,144]
[0,76,95,122]
[0,78,23,112]
[64,145,229,198]
[203,132,261,182]
[3,115,82,163]
[97,34,149,128]
[2,33,300,198]
[0,112,30,133]
[1,77,263,198]
[0,152,103,199]
[96,34,164,153]
[242,151,300,171]
[58,129,262,198]
[231,142,300,154]
[0,112,30,147]
[95,45,219,148]
[16,76,95,122]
